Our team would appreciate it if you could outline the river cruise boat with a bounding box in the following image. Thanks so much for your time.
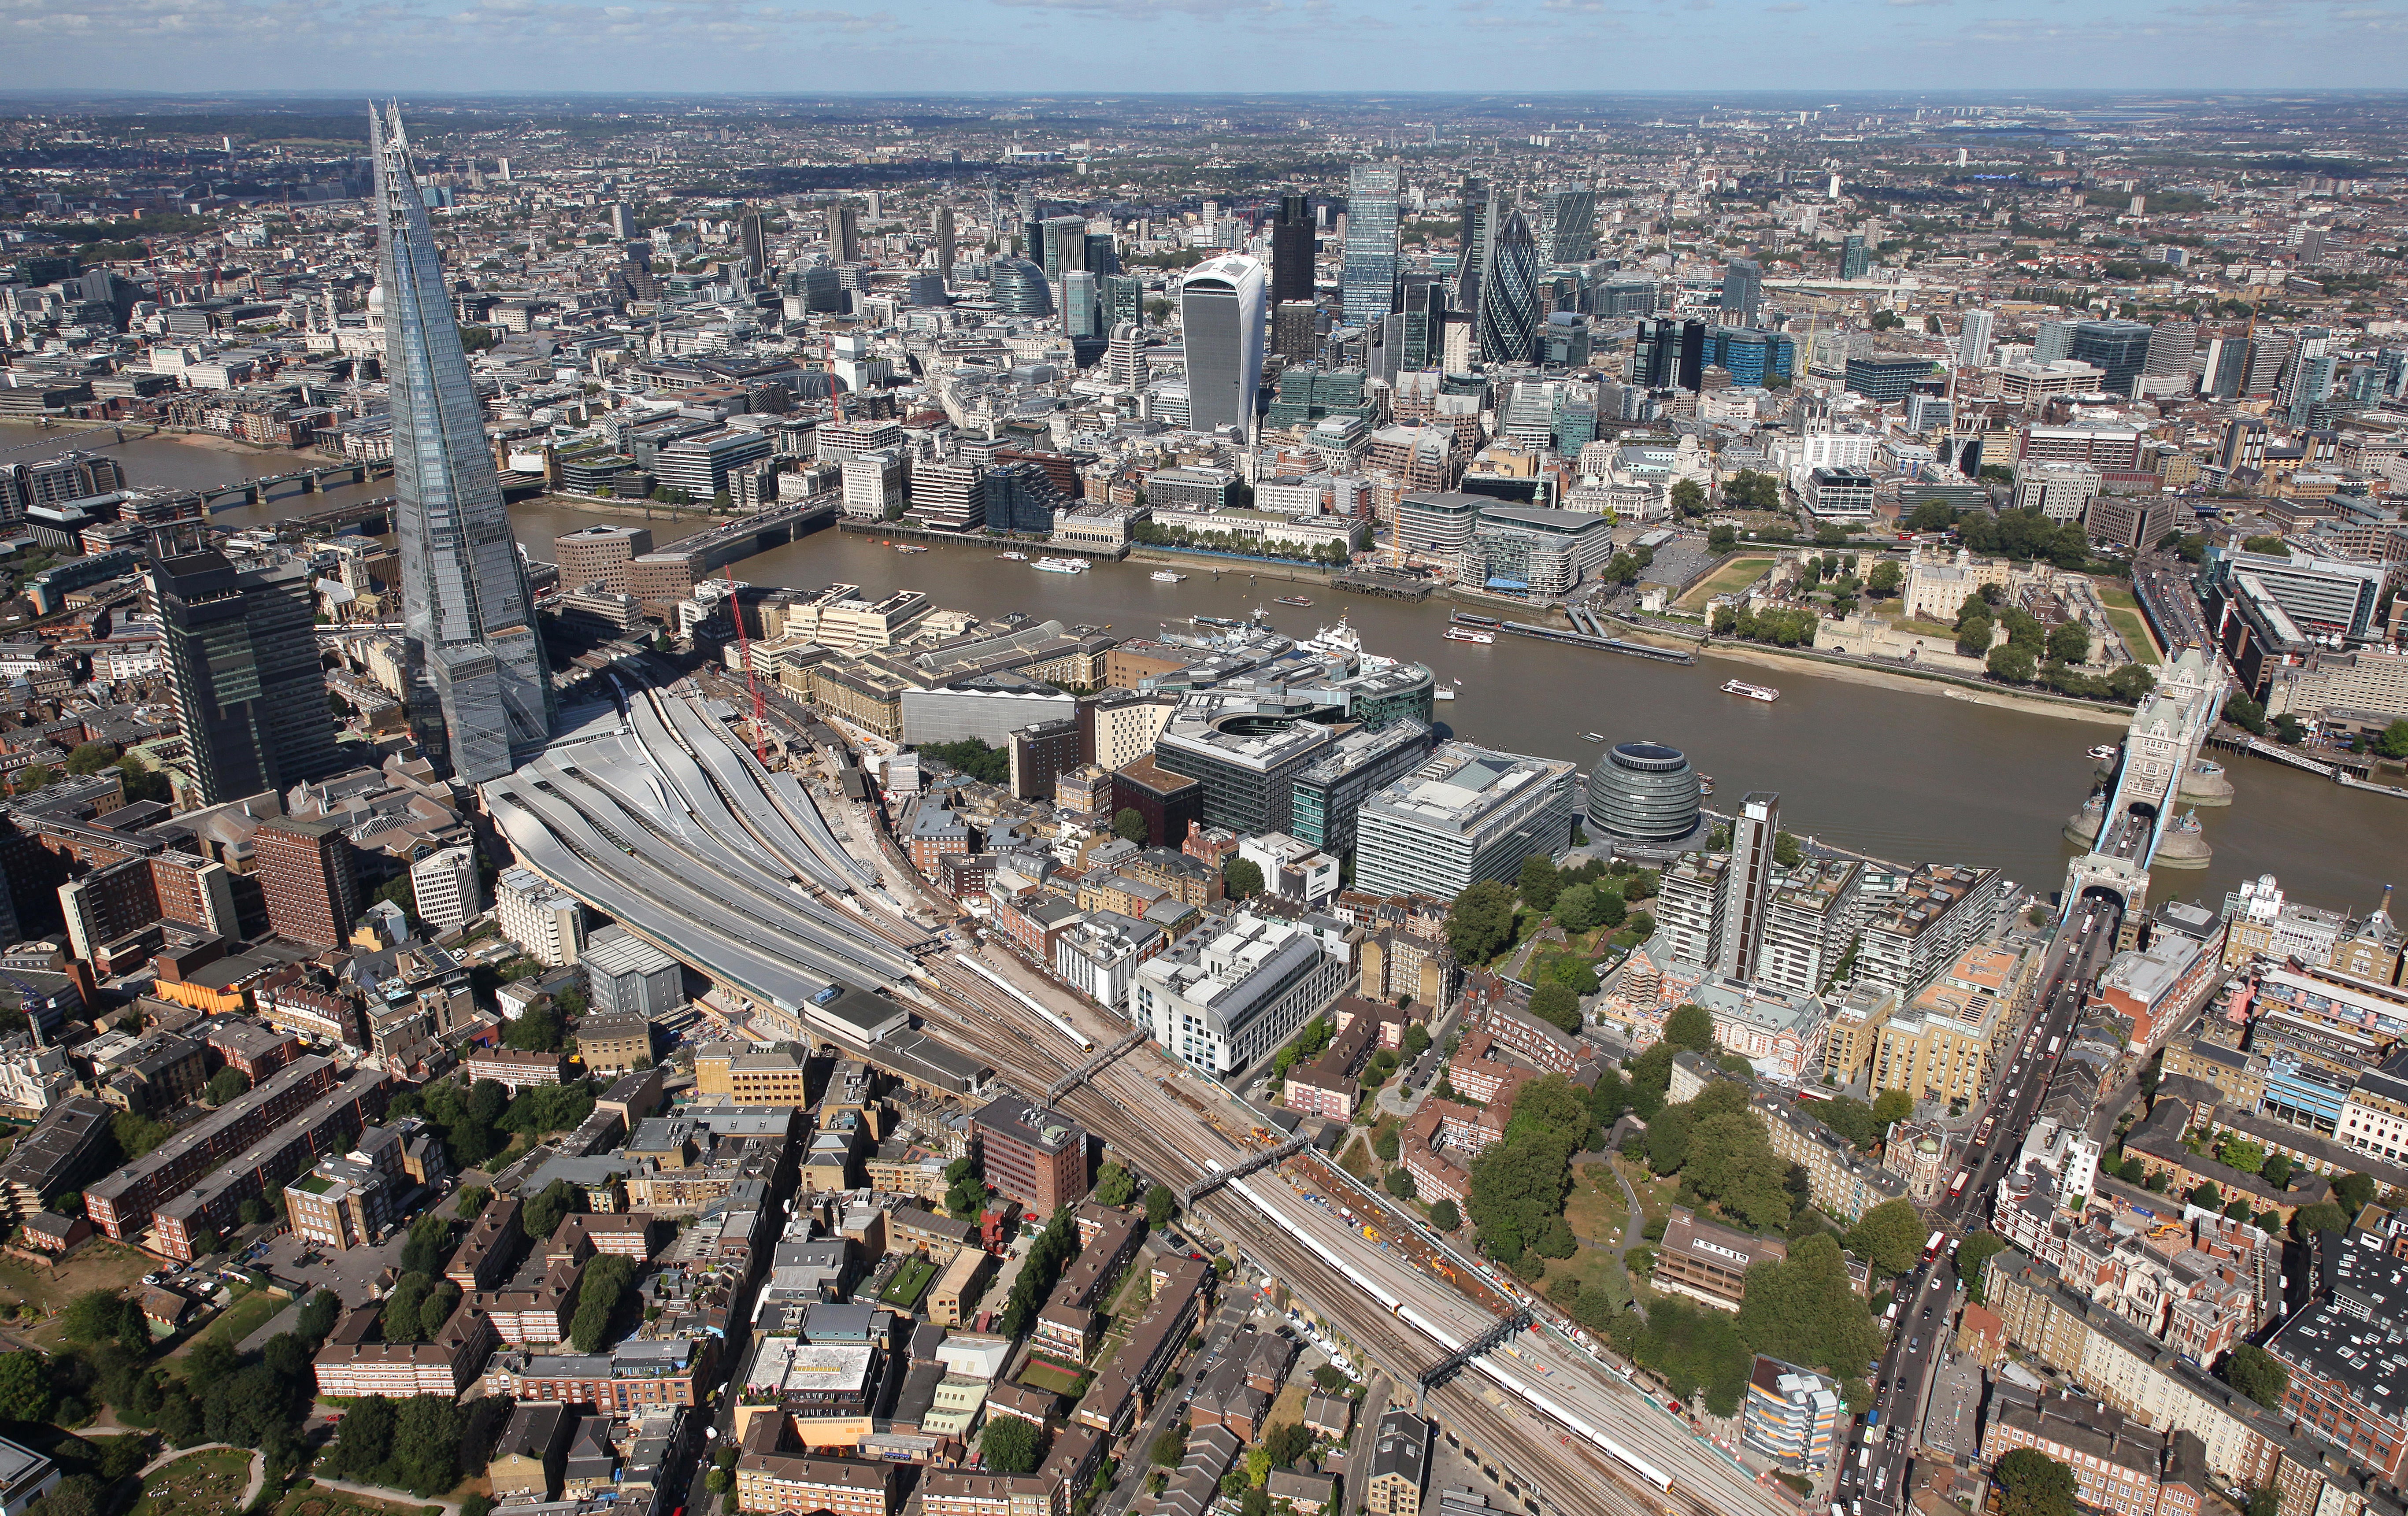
[1721,680,1781,702]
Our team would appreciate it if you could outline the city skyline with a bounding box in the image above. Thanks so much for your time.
[7,11,2408,93]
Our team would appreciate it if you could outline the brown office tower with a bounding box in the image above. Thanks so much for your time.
[970,1096,1089,1217]
[255,817,360,948]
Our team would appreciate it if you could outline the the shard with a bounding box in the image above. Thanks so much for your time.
[370,102,550,783]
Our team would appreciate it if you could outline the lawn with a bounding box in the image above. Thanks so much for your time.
[1675,558,1774,611]
[170,1287,284,1359]
[275,1483,439,1516]
[881,1256,937,1309]
[132,1447,252,1516]
[0,1242,156,1350]
[1545,1161,1642,1305]
[1019,1360,1085,1395]
[2104,606,2162,666]
[2095,583,2142,610]
[1891,616,1960,639]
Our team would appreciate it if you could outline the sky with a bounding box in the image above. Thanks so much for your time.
[6,0,2408,94]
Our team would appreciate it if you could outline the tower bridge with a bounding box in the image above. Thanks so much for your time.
[2062,647,2225,943]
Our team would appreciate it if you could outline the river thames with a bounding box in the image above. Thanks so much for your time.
[25,426,2406,915]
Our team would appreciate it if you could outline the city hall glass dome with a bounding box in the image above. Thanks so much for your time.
[1586,741,1702,841]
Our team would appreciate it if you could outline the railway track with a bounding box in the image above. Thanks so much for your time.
[899,976,1767,1516]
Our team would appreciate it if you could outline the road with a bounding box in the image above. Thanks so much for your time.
[1094,1278,1260,1516]
[1838,901,2127,1516]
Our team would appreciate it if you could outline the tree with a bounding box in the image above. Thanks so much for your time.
[1671,479,1707,518]
[2334,1172,2378,1212]
[1706,524,1737,553]
[204,1066,250,1106]
[1094,1162,1137,1209]
[2216,1134,2266,1174]
[384,1276,433,1344]
[1372,1125,1401,1162]
[1404,1024,1431,1058]
[1528,982,1580,1034]
[1223,858,1265,901]
[1773,831,1805,868]
[1956,614,1994,657]
[1553,883,1599,933]
[1988,643,2038,684]
[61,1289,145,1352]
[1993,1447,2078,1516]
[1446,880,1518,965]
[1956,1231,2008,1304]
[2242,534,2287,555]
[32,1475,103,1516]
[0,1352,51,1423]
[2292,1202,2349,1239]
[982,1414,1047,1474]
[187,1228,219,1257]
[386,1393,466,1497]
[239,1197,271,1227]
[10,764,53,795]
[2375,721,2408,761]
[504,1000,567,1054]
[1864,560,1903,599]
[1386,1168,1418,1200]
[1661,1003,1716,1054]
[1870,1089,1913,1126]
[1724,471,1782,512]
[2226,1343,2290,1409]
[1150,1423,1186,1467]
[1734,1233,1878,1376]
[2046,621,2092,665]
[111,1111,169,1159]
[1111,809,1148,845]
[2223,693,2269,735]
[918,738,1008,785]
[571,1255,637,1353]
[1146,1184,1176,1229]
[1846,1200,1929,1277]
[2109,663,2157,704]
[1518,856,1563,916]
[2261,1152,2293,1191]
[522,1179,584,1245]
[325,1394,396,1479]
[1430,1198,1461,1232]
[63,741,117,776]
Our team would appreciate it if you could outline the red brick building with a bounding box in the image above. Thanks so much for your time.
[971,1097,1089,1218]
[254,817,359,948]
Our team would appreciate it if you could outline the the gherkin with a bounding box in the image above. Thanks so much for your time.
[1477,207,1541,366]
[370,102,551,783]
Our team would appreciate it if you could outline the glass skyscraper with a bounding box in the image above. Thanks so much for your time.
[1476,210,1540,366]
[1180,254,1268,435]
[990,257,1054,316]
[371,103,550,784]
[1271,194,1315,308]
[1341,162,1399,329]
[1720,258,1762,324]
[1839,234,1871,281]
[1537,184,1596,266]
[2068,318,2155,397]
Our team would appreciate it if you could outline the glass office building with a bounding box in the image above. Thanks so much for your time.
[371,103,551,783]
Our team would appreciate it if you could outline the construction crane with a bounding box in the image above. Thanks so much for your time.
[723,566,768,763]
